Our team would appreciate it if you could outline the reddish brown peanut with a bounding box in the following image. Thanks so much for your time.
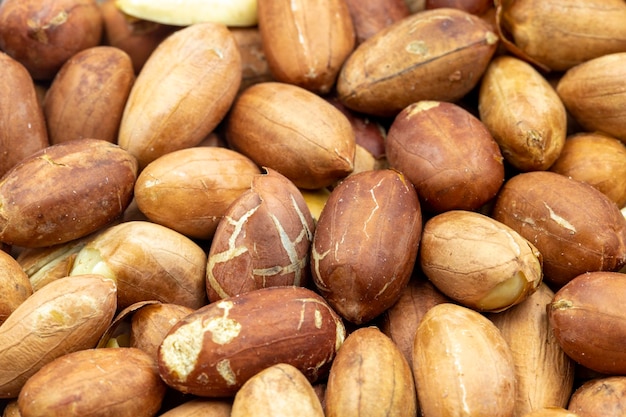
[548,272,626,375]
[158,286,345,397]
[99,0,177,74]
[206,168,315,302]
[311,169,422,324]
[378,275,451,369]
[386,100,504,213]
[0,139,137,248]
[493,171,626,287]
[413,303,517,417]
[17,347,166,417]
[0,0,103,80]
[344,0,410,45]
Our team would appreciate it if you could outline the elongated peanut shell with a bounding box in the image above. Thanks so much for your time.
[0,275,117,398]
[413,303,516,417]
[118,22,241,169]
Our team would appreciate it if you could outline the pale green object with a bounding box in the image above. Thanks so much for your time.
[115,0,258,27]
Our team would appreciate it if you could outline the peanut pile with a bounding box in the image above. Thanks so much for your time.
[1,0,626,416]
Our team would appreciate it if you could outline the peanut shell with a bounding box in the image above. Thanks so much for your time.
[206,168,315,301]
[134,147,261,240]
[325,327,417,417]
[17,347,166,417]
[0,275,117,398]
[232,363,324,417]
[492,171,626,286]
[337,7,498,117]
[118,22,241,169]
[70,221,208,310]
[413,303,516,417]
[478,55,567,171]
[258,0,355,94]
[0,52,49,178]
[311,169,422,324]
[158,286,345,397]
[226,81,355,190]
[43,46,135,145]
[420,210,543,312]
[548,271,626,375]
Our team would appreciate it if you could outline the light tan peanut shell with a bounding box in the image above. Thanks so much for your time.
[232,363,324,417]
[0,250,32,326]
[478,55,566,172]
[567,376,626,417]
[556,52,626,143]
[70,221,207,310]
[17,347,166,417]
[420,210,543,312]
[325,327,417,417]
[488,283,575,416]
[495,0,626,72]
[413,303,517,417]
[0,275,117,398]
[118,22,241,169]
[130,303,195,363]
[550,132,626,208]
[337,7,498,117]
[158,399,232,417]
[134,146,261,240]
[226,81,355,190]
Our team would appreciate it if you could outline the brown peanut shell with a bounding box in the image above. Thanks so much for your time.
[492,171,626,287]
[206,168,315,302]
[0,275,117,398]
[0,139,137,248]
[158,286,345,397]
[311,169,422,324]
[43,46,135,145]
[336,7,498,117]
[17,347,166,417]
